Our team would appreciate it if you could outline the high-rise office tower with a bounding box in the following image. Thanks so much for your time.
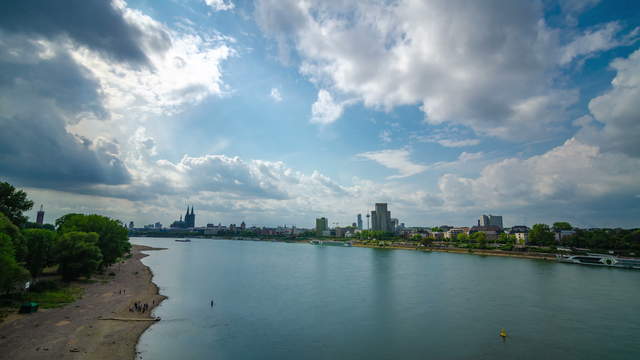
[36,205,45,225]
[357,214,363,230]
[371,203,392,232]
[315,217,328,233]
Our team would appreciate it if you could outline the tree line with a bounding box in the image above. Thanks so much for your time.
[0,182,130,294]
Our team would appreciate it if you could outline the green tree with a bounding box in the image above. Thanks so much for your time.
[552,222,573,231]
[456,233,469,243]
[57,214,130,268]
[55,232,103,281]
[0,212,27,262]
[410,234,423,242]
[22,229,57,278]
[0,182,34,228]
[471,232,487,248]
[420,236,433,247]
[0,234,30,294]
[498,233,516,244]
[431,227,443,232]
[529,224,555,246]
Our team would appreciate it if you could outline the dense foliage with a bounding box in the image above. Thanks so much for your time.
[55,232,103,281]
[57,214,130,267]
[528,224,555,246]
[22,229,57,278]
[0,234,29,294]
[0,212,26,262]
[560,228,640,252]
[0,182,34,228]
[552,222,573,231]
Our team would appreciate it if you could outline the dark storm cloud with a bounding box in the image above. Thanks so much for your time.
[0,0,170,67]
[0,33,130,189]
[0,113,131,188]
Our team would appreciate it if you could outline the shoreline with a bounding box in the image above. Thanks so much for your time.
[131,245,167,360]
[352,243,558,261]
[0,244,167,360]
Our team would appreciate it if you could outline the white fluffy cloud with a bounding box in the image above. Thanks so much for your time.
[577,49,640,157]
[437,138,640,212]
[204,0,235,12]
[310,89,345,125]
[256,0,636,138]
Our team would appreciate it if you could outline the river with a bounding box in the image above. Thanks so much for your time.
[132,237,640,359]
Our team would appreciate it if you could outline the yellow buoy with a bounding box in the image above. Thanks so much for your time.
[500,328,507,338]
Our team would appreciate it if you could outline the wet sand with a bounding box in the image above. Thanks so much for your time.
[0,245,166,360]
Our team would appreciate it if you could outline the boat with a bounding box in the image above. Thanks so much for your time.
[175,239,191,242]
[310,240,352,247]
[556,253,640,269]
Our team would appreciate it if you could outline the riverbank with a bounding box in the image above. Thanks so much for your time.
[0,245,166,360]
[352,243,558,261]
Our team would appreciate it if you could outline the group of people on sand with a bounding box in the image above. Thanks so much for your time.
[130,301,150,313]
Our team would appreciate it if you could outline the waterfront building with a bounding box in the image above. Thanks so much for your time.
[316,217,328,234]
[479,214,503,229]
[154,222,162,229]
[129,221,135,230]
[36,204,45,225]
[357,214,363,230]
[509,225,529,234]
[469,225,502,241]
[515,232,528,247]
[445,227,468,240]
[241,221,246,231]
[371,203,392,232]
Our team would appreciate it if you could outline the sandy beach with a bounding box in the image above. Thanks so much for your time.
[0,245,166,360]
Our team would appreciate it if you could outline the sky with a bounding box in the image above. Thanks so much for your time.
[0,0,639,229]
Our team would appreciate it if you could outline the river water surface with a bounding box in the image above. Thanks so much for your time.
[133,237,640,359]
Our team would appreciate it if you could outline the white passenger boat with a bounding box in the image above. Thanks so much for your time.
[556,253,640,269]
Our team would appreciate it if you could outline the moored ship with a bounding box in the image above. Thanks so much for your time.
[556,253,640,269]
[310,240,352,247]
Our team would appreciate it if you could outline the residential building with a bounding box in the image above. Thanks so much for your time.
[515,232,528,247]
[469,225,502,241]
[445,227,468,240]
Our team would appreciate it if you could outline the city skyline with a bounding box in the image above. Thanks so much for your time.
[2,1,640,229]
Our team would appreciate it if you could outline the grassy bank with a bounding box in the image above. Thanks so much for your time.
[0,281,84,322]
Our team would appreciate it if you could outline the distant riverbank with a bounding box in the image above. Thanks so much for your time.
[352,243,558,261]
[0,245,166,360]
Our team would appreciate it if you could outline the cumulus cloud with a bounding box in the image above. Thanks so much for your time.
[255,0,636,138]
[577,49,640,157]
[310,89,345,125]
[357,149,427,179]
[437,138,640,212]
[270,87,283,102]
[0,0,233,193]
[204,0,235,12]
[0,0,170,67]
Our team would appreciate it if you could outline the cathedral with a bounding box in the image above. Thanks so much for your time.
[171,206,196,228]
